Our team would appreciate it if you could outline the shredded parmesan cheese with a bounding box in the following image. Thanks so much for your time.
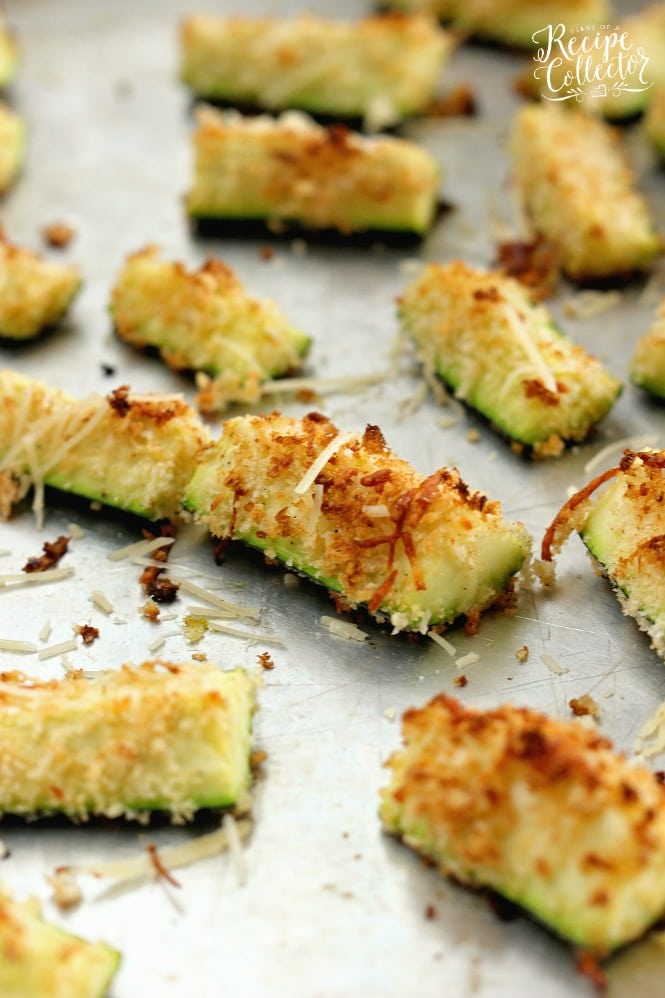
[320,616,368,642]
[428,630,456,657]
[208,620,285,645]
[170,577,259,621]
[260,371,391,400]
[583,434,657,475]
[295,432,355,495]
[107,536,175,562]
[90,590,114,614]
[0,566,75,588]
[38,638,78,660]
[541,652,568,676]
[223,813,248,887]
[72,817,253,885]
[362,504,390,518]
[502,300,558,395]
[0,639,38,654]
[455,652,480,669]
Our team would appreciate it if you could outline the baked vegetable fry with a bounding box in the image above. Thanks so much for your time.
[377,0,610,50]
[542,449,665,659]
[110,246,310,414]
[0,104,23,194]
[630,299,665,397]
[381,693,665,956]
[183,411,530,634]
[186,108,440,239]
[0,887,120,997]
[0,370,211,523]
[510,105,661,283]
[398,260,621,457]
[180,13,451,129]
[0,232,80,338]
[0,661,255,822]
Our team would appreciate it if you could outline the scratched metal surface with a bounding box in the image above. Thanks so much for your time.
[0,0,663,995]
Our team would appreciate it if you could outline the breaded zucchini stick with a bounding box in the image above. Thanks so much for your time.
[0,370,211,523]
[0,887,120,997]
[180,13,451,129]
[630,300,665,397]
[377,0,610,50]
[381,693,665,956]
[0,15,18,89]
[110,246,310,414]
[0,232,80,338]
[398,260,621,457]
[542,449,665,658]
[0,661,255,822]
[510,105,661,283]
[0,104,23,193]
[645,87,665,160]
[183,411,530,634]
[186,108,441,239]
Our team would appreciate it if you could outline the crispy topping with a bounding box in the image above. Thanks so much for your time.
[23,535,70,574]
[495,236,558,300]
[107,385,132,417]
[43,221,76,249]
[74,624,99,646]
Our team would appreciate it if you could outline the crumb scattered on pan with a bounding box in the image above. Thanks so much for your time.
[47,868,82,910]
[466,428,480,444]
[425,85,476,118]
[141,598,160,622]
[23,535,71,574]
[258,651,275,670]
[495,235,558,300]
[384,706,397,720]
[424,903,438,920]
[453,674,468,688]
[43,221,76,249]
[515,645,529,663]
[259,245,275,262]
[570,694,600,719]
[74,623,99,645]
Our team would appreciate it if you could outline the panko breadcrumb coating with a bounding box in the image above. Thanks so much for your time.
[0,231,80,338]
[381,693,665,956]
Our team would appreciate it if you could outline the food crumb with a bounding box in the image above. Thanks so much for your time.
[141,598,160,622]
[259,245,275,261]
[569,694,600,719]
[43,221,76,249]
[453,674,468,688]
[425,903,437,920]
[425,84,476,118]
[384,706,397,720]
[47,869,82,910]
[100,363,116,377]
[258,651,275,670]
[515,645,529,663]
[182,614,208,643]
[466,428,481,444]
[23,535,70,574]
[191,651,207,662]
[74,624,99,645]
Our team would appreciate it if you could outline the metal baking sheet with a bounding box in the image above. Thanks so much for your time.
[1,1,664,994]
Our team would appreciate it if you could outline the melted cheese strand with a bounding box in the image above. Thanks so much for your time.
[295,431,355,495]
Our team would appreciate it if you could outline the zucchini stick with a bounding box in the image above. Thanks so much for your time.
[0,661,256,822]
[0,231,80,338]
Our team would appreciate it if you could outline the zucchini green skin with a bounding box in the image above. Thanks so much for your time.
[398,260,621,457]
[579,451,665,658]
[183,411,530,634]
[0,891,120,998]
[0,370,211,522]
[180,14,450,125]
[186,107,440,237]
[0,662,255,822]
[110,246,310,413]
[381,693,665,956]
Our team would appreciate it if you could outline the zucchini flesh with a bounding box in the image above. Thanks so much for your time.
[0,232,80,338]
[110,246,310,413]
[381,693,665,956]
[630,301,665,398]
[0,369,211,522]
[0,661,255,822]
[183,411,530,634]
[0,889,120,998]
[398,260,621,457]
[186,107,440,237]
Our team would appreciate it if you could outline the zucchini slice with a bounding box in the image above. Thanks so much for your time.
[183,411,530,634]
[0,661,255,821]
[398,260,621,457]
[0,888,120,997]
[0,370,211,523]
[0,104,23,194]
[381,693,665,956]
[630,299,665,398]
[510,104,661,283]
[0,232,80,338]
[542,449,665,658]
[186,107,441,239]
[180,13,451,128]
[110,246,310,414]
[377,0,610,50]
